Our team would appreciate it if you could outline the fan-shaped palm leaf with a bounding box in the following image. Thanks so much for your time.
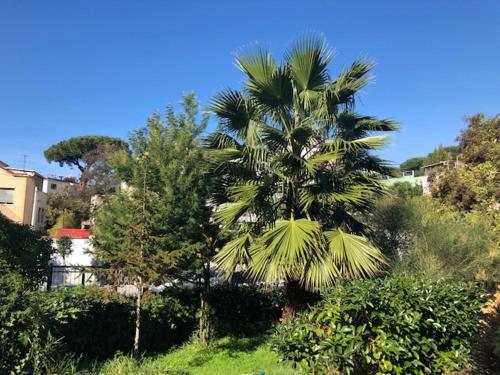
[325,229,385,278]
[213,233,253,277]
[247,218,323,283]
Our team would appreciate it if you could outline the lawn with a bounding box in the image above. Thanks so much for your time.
[95,336,296,375]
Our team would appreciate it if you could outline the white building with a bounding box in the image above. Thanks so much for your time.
[49,228,97,288]
[42,176,77,194]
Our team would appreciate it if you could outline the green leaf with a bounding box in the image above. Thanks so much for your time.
[213,233,253,277]
[325,229,385,278]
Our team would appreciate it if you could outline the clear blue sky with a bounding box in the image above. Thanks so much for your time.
[1,0,499,177]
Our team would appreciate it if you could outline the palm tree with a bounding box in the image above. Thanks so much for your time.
[206,35,397,315]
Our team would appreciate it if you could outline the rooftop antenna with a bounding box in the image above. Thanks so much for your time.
[16,154,29,171]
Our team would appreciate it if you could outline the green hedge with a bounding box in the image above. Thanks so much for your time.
[272,277,488,374]
[1,280,284,373]
[209,284,284,337]
[43,286,196,358]
[40,284,284,359]
[0,272,55,375]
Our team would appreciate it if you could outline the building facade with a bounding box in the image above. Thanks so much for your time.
[0,162,47,228]
[42,176,77,194]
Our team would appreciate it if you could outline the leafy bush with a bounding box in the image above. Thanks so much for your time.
[370,197,499,282]
[387,181,422,199]
[209,284,284,337]
[0,272,56,374]
[43,286,196,358]
[272,277,488,374]
[0,214,53,287]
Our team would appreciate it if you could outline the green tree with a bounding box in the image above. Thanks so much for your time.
[0,214,53,287]
[429,114,499,219]
[399,156,425,171]
[56,236,73,265]
[46,188,90,232]
[458,113,499,166]
[423,145,458,165]
[207,35,396,314]
[44,136,128,189]
[93,93,218,352]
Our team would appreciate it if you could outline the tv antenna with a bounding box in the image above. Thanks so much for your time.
[17,154,29,171]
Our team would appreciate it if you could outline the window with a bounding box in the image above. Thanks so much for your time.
[0,188,14,204]
[50,183,57,190]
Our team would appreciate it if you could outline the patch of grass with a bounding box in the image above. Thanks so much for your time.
[96,336,296,375]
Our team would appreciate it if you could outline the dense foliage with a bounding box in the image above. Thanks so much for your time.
[0,272,55,375]
[399,156,425,171]
[457,113,499,165]
[44,136,128,189]
[46,188,91,232]
[429,114,499,223]
[92,93,217,349]
[387,181,422,199]
[208,285,284,337]
[370,197,499,282]
[423,145,458,166]
[42,287,196,358]
[273,277,488,374]
[0,214,53,287]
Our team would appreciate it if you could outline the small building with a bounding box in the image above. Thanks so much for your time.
[49,228,97,288]
[0,161,47,228]
[42,176,77,194]
[50,228,94,266]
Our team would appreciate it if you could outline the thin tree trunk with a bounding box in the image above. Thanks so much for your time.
[134,160,148,357]
[199,260,211,344]
[133,276,142,357]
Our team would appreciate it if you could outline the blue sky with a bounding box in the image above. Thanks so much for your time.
[1,0,499,177]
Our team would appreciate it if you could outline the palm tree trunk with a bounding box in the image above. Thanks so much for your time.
[133,276,142,357]
[282,279,315,319]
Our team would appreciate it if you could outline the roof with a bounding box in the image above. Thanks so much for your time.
[44,175,77,183]
[3,166,45,179]
[51,228,92,239]
[422,161,448,169]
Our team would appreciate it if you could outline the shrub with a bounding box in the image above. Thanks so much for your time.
[43,286,196,358]
[272,277,488,374]
[0,214,53,287]
[209,284,284,337]
[388,181,422,199]
[370,197,499,282]
[0,272,56,374]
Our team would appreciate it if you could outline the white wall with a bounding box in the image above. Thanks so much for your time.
[42,178,77,194]
[51,238,94,266]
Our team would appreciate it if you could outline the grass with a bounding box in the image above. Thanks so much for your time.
[66,336,296,375]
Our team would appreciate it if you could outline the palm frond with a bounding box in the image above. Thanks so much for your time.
[247,219,323,283]
[213,233,253,277]
[208,90,254,139]
[206,148,241,167]
[325,229,385,278]
[261,125,289,151]
[204,132,239,150]
[236,48,293,112]
[315,59,374,120]
[213,201,251,227]
[299,185,372,211]
[325,135,389,153]
[285,34,333,109]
